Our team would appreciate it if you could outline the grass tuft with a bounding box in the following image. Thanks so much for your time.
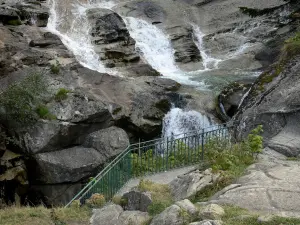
[0,206,91,225]
[138,180,173,216]
[55,88,70,102]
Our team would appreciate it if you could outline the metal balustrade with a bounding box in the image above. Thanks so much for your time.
[65,123,233,207]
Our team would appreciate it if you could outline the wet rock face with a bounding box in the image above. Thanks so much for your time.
[0,0,49,27]
[167,25,202,64]
[235,55,300,157]
[87,8,158,76]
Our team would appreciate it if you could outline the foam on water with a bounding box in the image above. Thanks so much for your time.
[124,17,202,86]
[192,25,222,70]
[162,107,215,139]
[47,0,116,73]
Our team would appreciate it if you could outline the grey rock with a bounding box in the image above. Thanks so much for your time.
[29,183,82,206]
[90,204,150,225]
[119,211,151,225]
[86,8,158,77]
[90,204,124,225]
[167,25,202,64]
[31,146,105,184]
[199,204,225,220]
[82,126,129,158]
[175,199,198,217]
[211,150,300,218]
[235,56,300,157]
[150,205,185,225]
[170,169,220,201]
[189,221,223,225]
[122,190,152,212]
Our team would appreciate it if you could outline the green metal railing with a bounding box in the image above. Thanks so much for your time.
[65,123,232,207]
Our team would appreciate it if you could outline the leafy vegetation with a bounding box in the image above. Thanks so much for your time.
[131,141,202,177]
[36,105,56,120]
[191,125,263,203]
[0,73,49,127]
[256,32,300,93]
[138,180,173,216]
[0,206,91,225]
[54,88,70,102]
[50,61,60,74]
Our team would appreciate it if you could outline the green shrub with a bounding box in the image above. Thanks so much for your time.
[50,61,60,74]
[36,105,56,120]
[131,141,201,177]
[55,88,70,102]
[0,73,48,127]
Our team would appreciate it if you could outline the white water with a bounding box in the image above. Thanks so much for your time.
[124,17,201,86]
[192,25,222,70]
[162,107,214,139]
[47,0,115,73]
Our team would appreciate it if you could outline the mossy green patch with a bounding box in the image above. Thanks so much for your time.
[55,88,70,102]
[7,19,22,26]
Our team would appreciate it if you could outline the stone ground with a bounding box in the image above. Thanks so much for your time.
[117,165,197,195]
[210,148,300,218]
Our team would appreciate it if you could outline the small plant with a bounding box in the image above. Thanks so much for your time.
[55,88,70,102]
[85,193,106,208]
[112,195,128,208]
[50,60,60,74]
[0,72,48,127]
[246,125,263,158]
[36,105,56,120]
[69,200,81,209]
[138,180,173,216]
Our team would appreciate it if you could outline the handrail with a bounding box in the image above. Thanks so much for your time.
[65,123,234,207]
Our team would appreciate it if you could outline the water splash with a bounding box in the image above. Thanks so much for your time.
[47,0,115,73]
[192,25,222,70]
[162,107,215,139]
[124,17,201,85]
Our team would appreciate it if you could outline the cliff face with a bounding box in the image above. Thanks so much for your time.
[235,29,300,158]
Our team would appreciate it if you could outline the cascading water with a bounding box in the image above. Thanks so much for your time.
[124,17,201,86]
[192,25,222,70]
[47,0,115,73]
[162,107,215,139]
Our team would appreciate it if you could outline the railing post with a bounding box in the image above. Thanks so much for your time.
[201,128,205,160]
[166,137,169,171]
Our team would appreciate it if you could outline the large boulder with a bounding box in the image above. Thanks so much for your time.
[169,169,220,201]
[82,126,129,158]
[210,150,300,218]
[29,146,105,184]
[150,205,186,225]
[235,55,300,157]
[167,25,202,68]
[90,204,150,225]
[199,204,225,220]
[122,190,152,212]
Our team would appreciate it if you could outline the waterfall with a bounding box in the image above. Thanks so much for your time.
[192,25,222,70]
[162,107,214,139]
[47,0,114,73]
[124,17,200,85]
